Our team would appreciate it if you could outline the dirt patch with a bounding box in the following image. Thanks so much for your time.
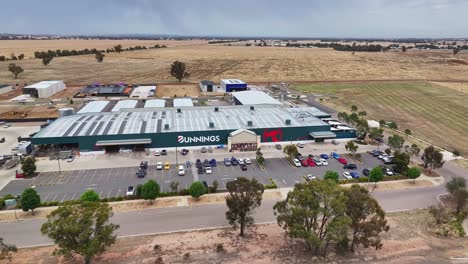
[447,59,468,65]
[50,85,83,99]
[453,159,468,169]
[156,83,200,98]
[10,210,468,264]
[0,105,60,120]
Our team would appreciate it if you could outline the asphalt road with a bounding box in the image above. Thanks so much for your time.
[0,185,444,248]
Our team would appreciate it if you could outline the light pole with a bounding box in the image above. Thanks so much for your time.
[57,158,61,174]
[175,146,178,166]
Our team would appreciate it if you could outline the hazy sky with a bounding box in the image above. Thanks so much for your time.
[2,0,467,38]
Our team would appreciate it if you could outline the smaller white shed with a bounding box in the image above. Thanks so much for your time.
[23,80,66,98]
[144,99,166,108]
[367,120,380,128]
[173,98,194,107]
[112,100,138,112]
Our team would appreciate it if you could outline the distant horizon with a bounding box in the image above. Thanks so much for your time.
[1,32,467,41]
[2,0,468,39]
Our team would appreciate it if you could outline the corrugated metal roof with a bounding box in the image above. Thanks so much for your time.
[77,101,110,114]
[173,98,194,107]
[144,99,166,108]
[233,91,282,105]
[111,100,137,112]
[34,105,331,139]
[24,81,64,89]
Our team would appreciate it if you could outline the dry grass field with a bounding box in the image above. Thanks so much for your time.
[0,39,207,58]
[1,41,468,85]
[156,83,201,98]
[295,82,468,156]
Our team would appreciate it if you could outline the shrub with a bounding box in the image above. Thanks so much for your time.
[189,182,207,198]
[184,252,190,259]
[80,190,100,202]
[216,243,225,253]
[136,184,143,198]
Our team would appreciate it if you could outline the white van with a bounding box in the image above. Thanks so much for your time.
[178,165,185,176]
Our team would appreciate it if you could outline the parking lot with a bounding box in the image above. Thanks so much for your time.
[0,153,385,202]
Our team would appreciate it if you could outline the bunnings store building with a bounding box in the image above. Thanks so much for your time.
[31,105,357,153]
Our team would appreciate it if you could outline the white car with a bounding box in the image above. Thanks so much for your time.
[320,159,328,166]
[293,159,301,167]
[386,168,394,176]
[119,148,132,154]
[3,123,11,128]
[126,186,135,196]
[154,150,161,156]
[156,162,163,170]
[178,165,185,176]
[343,172,353,179]
[297,143,304,148]
[66,155,75,162]
[305,174,316,181]
[205,166,212,174]
[238,158,245,165]
[378,154,388,160]
[314,158,322,166]
[244,158,252,164]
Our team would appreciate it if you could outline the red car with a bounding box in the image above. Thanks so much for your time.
[307,158,316,167]
[301,159,309,167]
[337,157,348,165]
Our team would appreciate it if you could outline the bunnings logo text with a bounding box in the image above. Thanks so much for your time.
[177,135,220,144]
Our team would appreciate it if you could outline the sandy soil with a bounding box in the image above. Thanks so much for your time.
[432,81,468,93]
[9,210,468,264]
[156,83,201,98]
[1,44,467,85]
[0,105,60,120]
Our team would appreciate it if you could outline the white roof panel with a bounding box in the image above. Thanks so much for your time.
[77,101,109,114]
[233,91,282,105]
[111,100,137,112]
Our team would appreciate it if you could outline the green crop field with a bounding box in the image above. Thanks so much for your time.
[295,82,468,156]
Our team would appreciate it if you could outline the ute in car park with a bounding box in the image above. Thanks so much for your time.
[238,158,245,165]
[140,161,148,170]
[231,157,239,166]
[313,157,322,166]
[126,186,135,196]
[320,154,329,159]
[244,158,251,164]
[386,168,394,176]
[136,169,146,178]
[205,166,212,174]
[224,158,231,166]
[66,155,75,162]
[293,159,302,167]
[343,163,357,169]
[320,159,328,165]
[178,165,185,176]
[378,153,388,160]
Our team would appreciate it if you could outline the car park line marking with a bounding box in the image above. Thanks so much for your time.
[99,190,103,197]
[42,193,51,202]
[70,193,77,200]
[282,179,286,185]
[116,189,121,197]
[51,193,59,202]
[59,193,67,202]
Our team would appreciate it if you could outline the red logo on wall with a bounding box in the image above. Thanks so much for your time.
[262,128,283,142]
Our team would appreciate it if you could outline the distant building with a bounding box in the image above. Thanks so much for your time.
[173,98,194,107]
[221,79,247,92]
[199,80,215,92]
[0,84,13,95]
[367,120,380,128]
[232,91,282,105]
[23,81,66,98]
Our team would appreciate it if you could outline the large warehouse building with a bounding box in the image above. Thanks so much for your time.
[23,81,66,98]
[31,105,356,153]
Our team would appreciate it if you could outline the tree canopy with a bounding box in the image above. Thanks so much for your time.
[324,170,340,183]
[170,61,190,82]
[422,146,445,172]
[393,151,410,174]
[407,167,421,182]
[141,180,161,204]
[344,185,389,252]
[95,51,105,62]
[283,144,298,161]
[225,177,264,236]
[345,141,358,154]
[80,190,100,202]
[274,180,350,256]
[20,188,41,215]
[21,157,36,177]
[189,181,207,199]
[41,202,119,264]
[8,63,24,79]
[387,134,405,151]
[369,167,384,184]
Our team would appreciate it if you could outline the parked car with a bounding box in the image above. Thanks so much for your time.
[3,123,11,128]
[238,158,245,165]
[203,159,210,167]
[386,168,394,176]
[140,161,148,170]
[331,152,340,159]
[126,186,135,196]
[320,159,328,166]
[154,150,161,156]
[198,167,204,174]
[205,166,212,174]
[136,169,146,178]
[372,151,383,157]
[296,153,304,161]
[320,154,329,159]
[231,157,239,166]
[350,172,359,179]
[362,168,371,176]
[201,147,207,153]
[244,158,252,164]
[66,155,75,162]
[305,174,316,181]
[369,150,379,155]
[0,137,5,143]
[210,159,217,167]
[164,162,170,170]
[161,149,167,155]
[275,144,282,150]
[378,153,388,160]
[313,157,322,166]
[119,148,132,154]
[156,162,163,170]
[181,149,189,156]
[178,165,185,176]
[342,172,352,179]
[297,142,304,148]
[343,163,357,169]
[196,159,202,168]
[293,159,301,167]
[384,156,395,164]
[337,157,348,165]
[307,158,316,167]
[240,164,247,171]
[301,159,309,167]
[224,158,231,166]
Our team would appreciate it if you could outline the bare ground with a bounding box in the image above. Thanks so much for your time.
[10,210,468,264]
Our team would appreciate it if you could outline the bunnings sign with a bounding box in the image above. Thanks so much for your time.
[177,135,221,144]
